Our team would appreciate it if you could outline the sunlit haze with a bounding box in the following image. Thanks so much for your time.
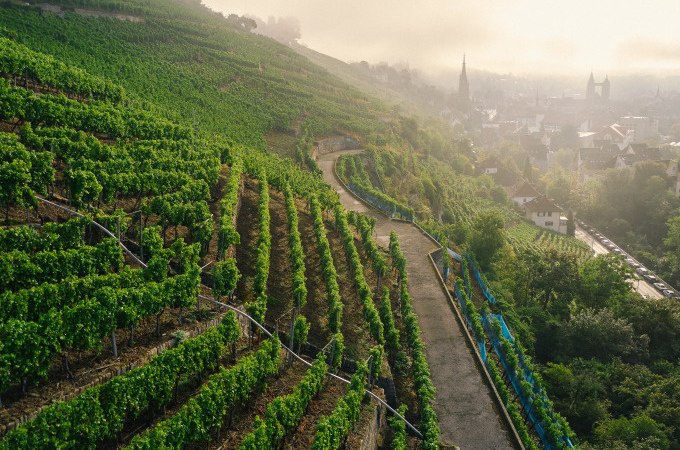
[203,0,680,77]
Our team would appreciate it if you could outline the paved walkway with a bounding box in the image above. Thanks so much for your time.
[318,151,516,449]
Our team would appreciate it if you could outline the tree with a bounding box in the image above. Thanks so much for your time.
[544,168,573,209]
[529,249,579,315]
[663,215,680,283]
[578,254,632,309]
[559,308,648,362]
[469,210,505,270]
[566,210,575,237]
[541,362,608,437]
[523,157,534,182]
[594,415,670,450]
[552,124,579,150]
[550,148,576,170]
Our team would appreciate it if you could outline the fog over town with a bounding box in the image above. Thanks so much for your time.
[206,0,680,96]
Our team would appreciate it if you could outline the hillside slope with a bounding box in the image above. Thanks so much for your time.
[0,1,389,148]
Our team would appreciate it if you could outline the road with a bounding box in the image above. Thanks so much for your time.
[575,226,662,299]
[318,150,516,449]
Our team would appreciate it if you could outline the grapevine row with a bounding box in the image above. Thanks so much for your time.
[0,36,125,103]
[0,231,186,324]
[333,203,384,344]
[239,352,328,450]
[348,211,387,289]
[284,184,307,308]
[245,175,271,324]
[0,312,241,450]
[0,79,191,141]
[0,238,123,292]
[127,337,282,449]
[309,195,343,333]
[378,287,406,373]
[217,157,243,259]
[337,155,413,221]
[489,316,574,449]
[0,243,200,397]
[389,231,440,450]
[388,404,409,450]
[0,216,88,253]
[295,128,321,175]
[310,362,368,450]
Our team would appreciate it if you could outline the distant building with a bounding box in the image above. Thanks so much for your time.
[576,145,619,181]
[614,144,677,177]
[586,72,610,102]
[524,196,567,234]
[591,123,631,148]
[476,156,499,175]
[512,181,540,206]
[475,156,518,186]
[578,131,596,148]
[618,116,659,143]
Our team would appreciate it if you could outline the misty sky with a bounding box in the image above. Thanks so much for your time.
[203,0,680,78]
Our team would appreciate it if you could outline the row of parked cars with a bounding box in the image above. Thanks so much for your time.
[579,221,678,299]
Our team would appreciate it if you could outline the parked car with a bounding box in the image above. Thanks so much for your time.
[654,282,668,291]
[612,248,623,254]
[602,239,611,244]
[662,290,677,298]
[606,243,616,250]
[644,274,658,282]
[638,267,649,275]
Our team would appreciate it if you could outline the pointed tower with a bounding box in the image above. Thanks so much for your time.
[602,75,610,100]
[458,54,470,105]
[586,72,595,100]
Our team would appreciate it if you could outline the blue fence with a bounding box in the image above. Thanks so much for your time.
[466,254,497,305]
[463,257,574,450]
[453,283,487,361]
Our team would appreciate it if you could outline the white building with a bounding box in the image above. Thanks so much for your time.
[524,196,567,234]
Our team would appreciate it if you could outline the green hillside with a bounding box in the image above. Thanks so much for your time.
[0,1,388,148]
[0,1,679,449]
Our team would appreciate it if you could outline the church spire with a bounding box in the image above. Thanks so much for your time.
[458,54,469,105]
[586,71,596,100]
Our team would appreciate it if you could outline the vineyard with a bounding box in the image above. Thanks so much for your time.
[506,221,592,261]
[340,152,590,261]
[0,19,439,449]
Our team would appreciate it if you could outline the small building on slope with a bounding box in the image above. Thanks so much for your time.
[511,181,540,206]
[524,195,567,234]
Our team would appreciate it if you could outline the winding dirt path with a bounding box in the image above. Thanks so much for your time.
[318,150,516,449]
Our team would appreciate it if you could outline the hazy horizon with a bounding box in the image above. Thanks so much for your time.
[203,0,680,82]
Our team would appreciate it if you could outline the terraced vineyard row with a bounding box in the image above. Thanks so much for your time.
[507,221,592,261]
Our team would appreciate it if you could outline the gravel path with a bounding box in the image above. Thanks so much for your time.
[318,150,516,449]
